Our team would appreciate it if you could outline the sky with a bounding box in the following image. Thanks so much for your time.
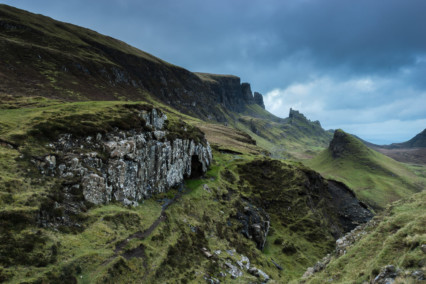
[2,0,426,144]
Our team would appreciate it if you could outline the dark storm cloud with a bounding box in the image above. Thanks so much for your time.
[6,0,426,82]
[2,0,426,143]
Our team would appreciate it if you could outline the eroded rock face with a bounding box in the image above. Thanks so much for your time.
[253,92,265,109]
[235,203,270,250]
[38,109,212,207]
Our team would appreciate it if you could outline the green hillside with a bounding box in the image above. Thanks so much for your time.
[306,129,424,209]
[0,95,372,283]
[0,4,424,284]
[303,191,426,283]
[233,107,333,160]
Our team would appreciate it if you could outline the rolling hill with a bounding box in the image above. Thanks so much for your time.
[306,129,424,209]
[302,191,426,283]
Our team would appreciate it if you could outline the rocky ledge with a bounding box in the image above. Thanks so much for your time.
[36,109,212,208]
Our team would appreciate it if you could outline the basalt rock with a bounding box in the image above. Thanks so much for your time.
[254,92,265,109]
[241,83,255,104]
[36,109,212,223]
[201,75,261,113]
[235,202,270,250]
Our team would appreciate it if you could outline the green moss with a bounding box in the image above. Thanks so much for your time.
[0,228,57,267]
[306,130,424,209]
[305,191,426,283]
[165,119,207,146]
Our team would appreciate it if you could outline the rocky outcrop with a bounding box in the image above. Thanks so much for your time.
[237,159,373,248]
[37,109,212,209]
[329,129,351,158]
[235,202,270,250]
[241,83,255,103]
[289,108,307,121]
[254,92,265,109]
[327,180,373,232]
[200,74,263,113]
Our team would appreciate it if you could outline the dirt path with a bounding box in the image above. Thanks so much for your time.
[100,184,189,278]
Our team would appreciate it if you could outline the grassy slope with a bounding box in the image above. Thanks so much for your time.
[1,4,334,161]
[0,4,423,283]
[306,130,425,209]
[0,4,169,66]
[228,104,333,160]
[304,191,426,284]
[0,95,346,283]
[0,150,340,283]
[0,4,232,123]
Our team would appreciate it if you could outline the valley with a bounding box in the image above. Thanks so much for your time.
[0,4,425,284]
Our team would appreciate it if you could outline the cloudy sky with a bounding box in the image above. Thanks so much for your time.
[3,0,426,144]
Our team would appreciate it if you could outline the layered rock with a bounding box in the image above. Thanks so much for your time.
[38,109,212,206]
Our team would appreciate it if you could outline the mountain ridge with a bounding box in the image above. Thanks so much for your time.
[357,129,426,165]
[0,4,266,122]
[0,4,336,160]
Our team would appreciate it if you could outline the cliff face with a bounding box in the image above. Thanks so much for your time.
[36,109,212,226]
[197,74,264,113]
[253,92,265,109]
[0,4,265,121]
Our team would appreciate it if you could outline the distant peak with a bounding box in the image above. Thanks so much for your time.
[386,128,426,149]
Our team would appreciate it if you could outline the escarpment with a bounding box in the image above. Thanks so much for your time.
[0,4,266,122]
[36,109,211,220]
[197,73,265,113]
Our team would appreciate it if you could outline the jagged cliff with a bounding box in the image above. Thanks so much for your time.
[195,73,265,113]
[0,4,265,121]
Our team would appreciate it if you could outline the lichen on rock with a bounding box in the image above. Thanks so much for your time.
[37,109,212,208]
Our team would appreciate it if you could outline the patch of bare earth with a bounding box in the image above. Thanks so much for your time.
[374,147,426,165]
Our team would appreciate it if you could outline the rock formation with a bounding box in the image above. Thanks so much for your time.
[329,129,350,158]
[37,109,212,207]
[253,92,265,109]
[200,74,264,113]
[235,202,270,250]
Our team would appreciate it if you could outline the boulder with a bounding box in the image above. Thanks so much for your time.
[373,265,399,284]
[236,203,270,250]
